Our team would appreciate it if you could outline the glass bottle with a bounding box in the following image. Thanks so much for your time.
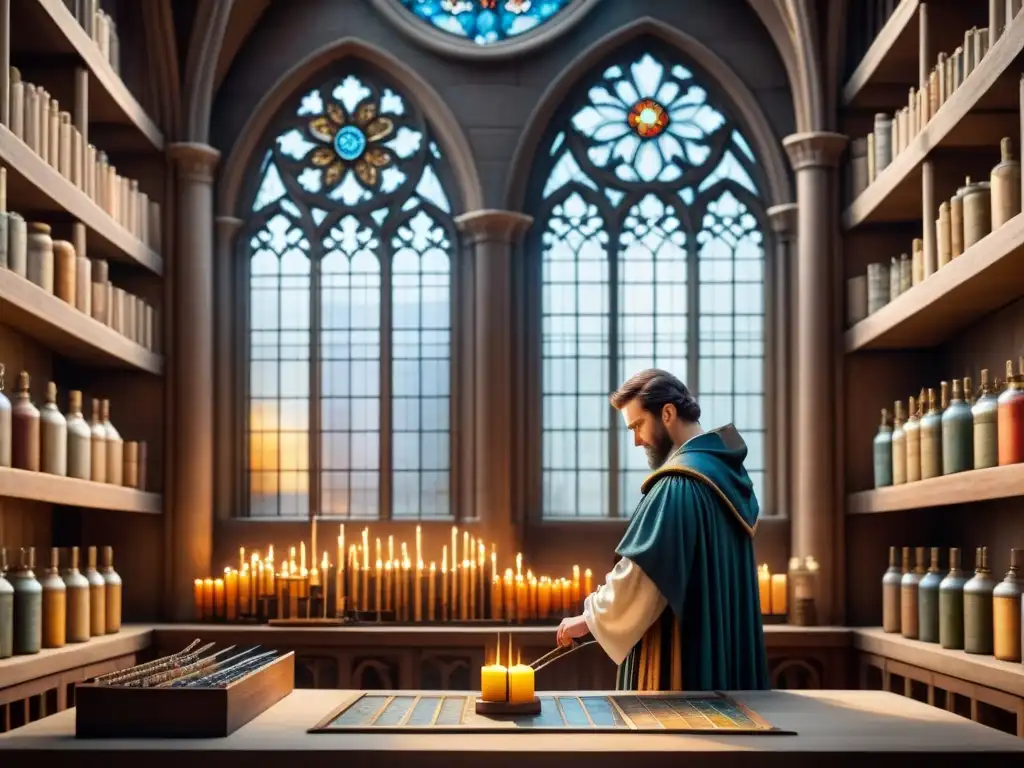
[873,408,893,488]
[919,388,942,479]
[900,546,921,639]
[882,546,902,633]
[905,396,921,482]
[992,548,1022,662]
[973,368,999,469]
[997,358,1024,465]
[891,401,907,485]
[963,546,995,655]
[62,546,90,643]
[917,547,942,643]
[939,547,967,650]
[941,378,972,474]
[39,547,66,649]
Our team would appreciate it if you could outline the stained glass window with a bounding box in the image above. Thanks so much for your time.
[399,0,572,45]
[245,66,457,520]
[534,45,767,519]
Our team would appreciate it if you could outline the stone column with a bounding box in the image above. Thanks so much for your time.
[781,132,846,625]
[168,142,220,620]
[214,216,244,521]
[766,203,797,519]
[454,210,532,546]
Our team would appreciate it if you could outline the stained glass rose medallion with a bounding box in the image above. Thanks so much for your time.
[308,96,396,189]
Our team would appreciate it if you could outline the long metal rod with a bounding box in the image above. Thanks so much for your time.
[530,639,597,673]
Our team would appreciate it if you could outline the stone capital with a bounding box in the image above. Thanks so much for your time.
[766,203,798,237]
[455,209,533,246]
[782,132,847,172]
[169,142,221,185]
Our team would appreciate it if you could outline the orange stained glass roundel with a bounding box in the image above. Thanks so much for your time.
[627,99,669,139]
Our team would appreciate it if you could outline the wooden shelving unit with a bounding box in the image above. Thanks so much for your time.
[848,463,1024,514]
[0,466,161,513]
[840,2,1024,636]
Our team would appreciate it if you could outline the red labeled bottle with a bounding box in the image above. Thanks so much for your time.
[997,358,1024,465]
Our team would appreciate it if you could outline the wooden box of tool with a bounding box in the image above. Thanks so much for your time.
[75,649,295,738]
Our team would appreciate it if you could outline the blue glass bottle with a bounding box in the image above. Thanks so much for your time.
[873,408,893,488]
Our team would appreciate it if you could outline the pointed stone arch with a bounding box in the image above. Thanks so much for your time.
[503,16,794,211]
[217,38,485,218]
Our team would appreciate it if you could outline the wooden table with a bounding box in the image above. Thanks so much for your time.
[1,689,1023,766]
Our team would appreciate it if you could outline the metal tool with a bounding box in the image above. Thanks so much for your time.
[530,639,597,673]
[180,649,280,688]
[97,640,212,687]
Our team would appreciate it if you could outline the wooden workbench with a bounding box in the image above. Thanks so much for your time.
[1,688,1023,765]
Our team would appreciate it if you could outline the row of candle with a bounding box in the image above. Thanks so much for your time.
[193,524,594,624]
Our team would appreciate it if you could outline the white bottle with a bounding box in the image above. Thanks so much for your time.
[101,399,122,486]
[65,390,91,480]
[39,382,67,476]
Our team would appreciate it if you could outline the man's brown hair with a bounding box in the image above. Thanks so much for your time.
[610,368,701,423]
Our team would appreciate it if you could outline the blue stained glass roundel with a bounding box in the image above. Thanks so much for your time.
[399,0,572,45]
[334,125,367,162]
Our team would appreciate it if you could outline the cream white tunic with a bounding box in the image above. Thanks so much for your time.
[583,557,668,665]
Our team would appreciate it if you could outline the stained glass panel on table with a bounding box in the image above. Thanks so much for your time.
[535,45,769,518]
[242,67,456,519]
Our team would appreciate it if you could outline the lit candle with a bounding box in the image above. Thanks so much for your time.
[193,578,204,620]
[480,634,508,703]
[401,558,411,621]
[321,551,330,618]
[416,525,422,571]
[503,568,514,621]
[571,564,581,607]
[461,559,470,620]
[451,527,459,611]
[362,529,370,612]
[239,547,246,574]
[337,526,345,613]
[551,578,562,617]
[771,573,788,615]
[516,552,522,579]
[441,547,449,621]
[428,562,437,621]
[213,578,226,619]
[384,560,392,612]
[300,542,306,573]
[583,568,593,597]
[491,575,503,620]
[758,564,771,615]
[528,574,537,620]
[415,559,423,623]
[238,565,250,615]
[202,577,214,617]
[469,557,477,619]
[515,575,527,623]
[508,648,535,705]
[225,568,238,621]
[538,576,551,619]
[375,559,383,613]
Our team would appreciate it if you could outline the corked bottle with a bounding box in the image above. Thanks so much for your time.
[882,546,902,633]
[873,408,893,488]
[973,368,1000,469]
[936,201,952,269]
[939,547,967,649]
[990,137,1022,229]
[997,358,1024,465]
[874,113,893,173]
[919,387,943,480]
[101,399,123,486]
[84,546,106,637]
[0,549,13,659]
[53,240,76,307]
[7,211,26,277]
[917,547,943,643]
[9,548,42,655]
[963,546,995,655]
[941,378,973,474]
[866,263,889,314]
[900,546,922,640]
[961,177,993,249]
[39,547,65,649]
[911,238,924,285]
[891,401,907,485]
[992,548,1023,662]
[39,381,67,477]
[898,253,912,292]
[950,190,965,258]
[65,390,91,480]
[101,546,121,633]
[26,222,54,294]
[89,397,107,483]
[62,546,90,644]
[0,363,11,468]
[11,371,40,472]
[905,395,922,482]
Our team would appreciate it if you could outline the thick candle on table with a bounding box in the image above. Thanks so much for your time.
[758,564,771,614]
[480,646,508,702]
[771,573,787,614]
[508,657,535,704]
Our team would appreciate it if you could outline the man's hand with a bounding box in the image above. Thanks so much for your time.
[556,614,589,647]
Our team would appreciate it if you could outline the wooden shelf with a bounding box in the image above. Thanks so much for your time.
[0,268,162,374]
[0,625,152,690]
[847,463,1024,514]
[0,125,162,275]
[842,12,1024,230]
[10,0,164,151]
[0,466,161,514]
[845,212,1024,351]
[842,0,921,109]
[853,627,1024,698]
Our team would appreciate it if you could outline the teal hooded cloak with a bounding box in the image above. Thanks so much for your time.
[614,425,769,691]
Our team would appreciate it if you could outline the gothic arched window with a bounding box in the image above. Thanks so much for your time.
[399,0,573,45]
[245,66,457,520]
[534,45,768,519]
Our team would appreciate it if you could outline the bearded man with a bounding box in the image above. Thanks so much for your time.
[556,368,768,691]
